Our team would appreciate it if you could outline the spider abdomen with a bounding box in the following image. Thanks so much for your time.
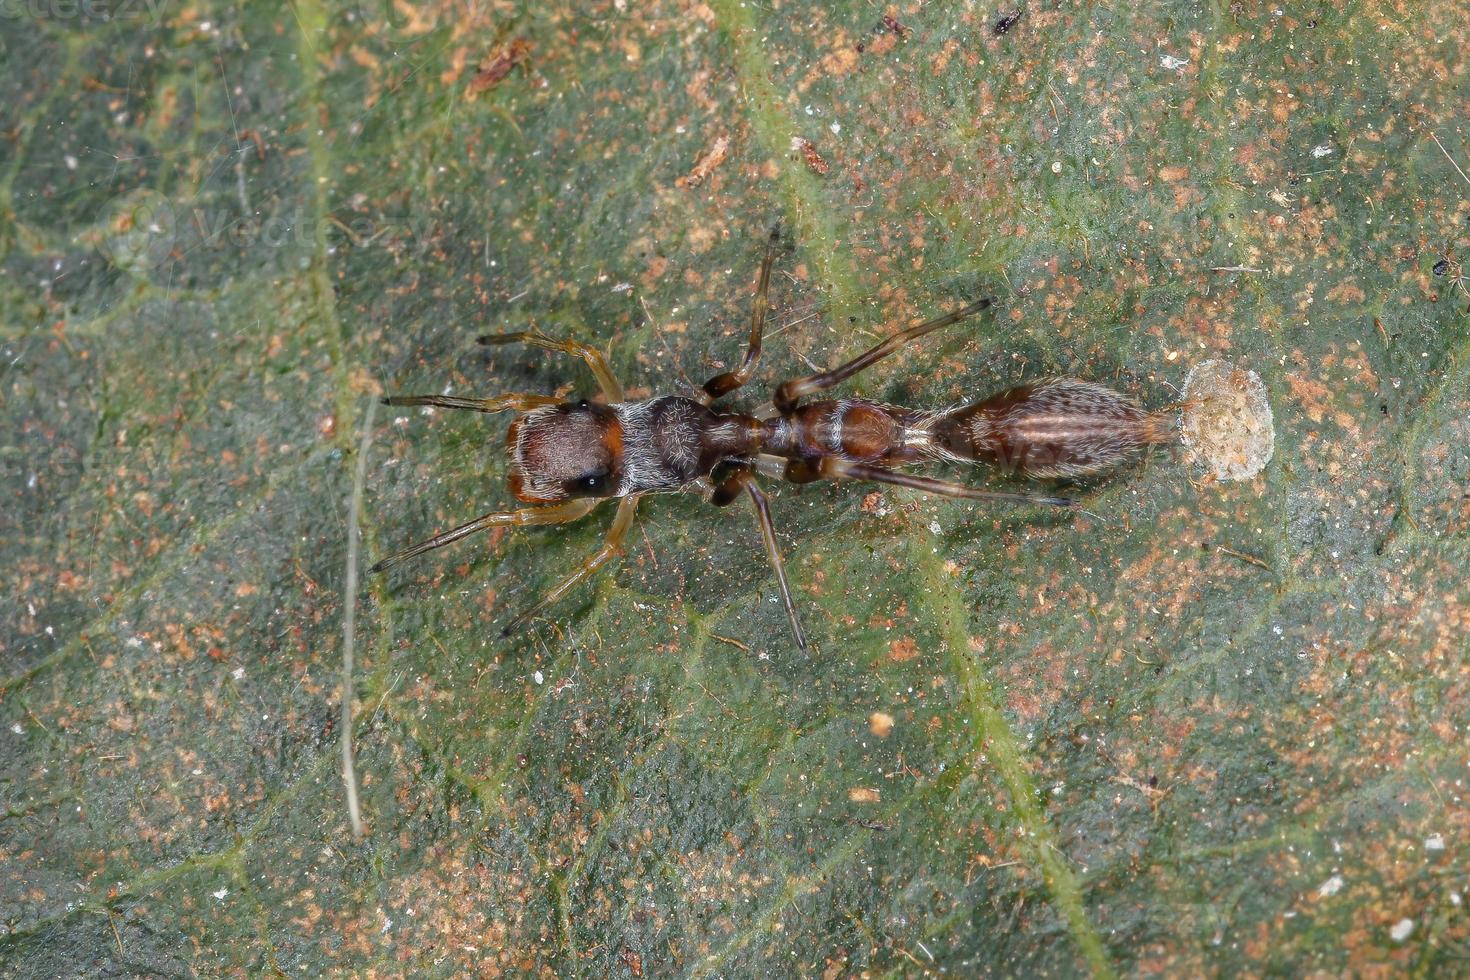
[931,378,1172,478]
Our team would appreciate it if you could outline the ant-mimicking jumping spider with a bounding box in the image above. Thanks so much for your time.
[372,229,1172,650]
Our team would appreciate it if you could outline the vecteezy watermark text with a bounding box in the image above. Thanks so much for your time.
[0,0,166,21]
[98,191,444,272]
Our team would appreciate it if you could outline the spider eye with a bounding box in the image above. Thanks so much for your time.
[576,398,591,410]
[563,470,612,498]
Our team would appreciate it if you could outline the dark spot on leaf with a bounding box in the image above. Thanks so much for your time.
[880,14,910,37]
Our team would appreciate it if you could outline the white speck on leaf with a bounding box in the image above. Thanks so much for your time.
[533,670,544,685]
[1390,918,1413,942]
[1317,875,1344,897]
[1311,144,1334,158]
[1160,54,1189,71]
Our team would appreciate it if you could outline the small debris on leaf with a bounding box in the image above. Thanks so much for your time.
[676,135,730,189]
[468,39,533,94]
[993,10,1022,35]
[792,136,830,175]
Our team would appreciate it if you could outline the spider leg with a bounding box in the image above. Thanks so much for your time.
[711,464,807,653]
[476,330,625,402]
[370,498,601,575]
[702,225,782,402]
[810,456,1077,508]
[380,393,561,414]
[500,495,641,636]
[773,297,992,412]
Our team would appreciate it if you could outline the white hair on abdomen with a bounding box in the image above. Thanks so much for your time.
[613,399,658,496]
[613,397,699,496]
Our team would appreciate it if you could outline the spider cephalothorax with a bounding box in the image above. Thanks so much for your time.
[506,401,623,502]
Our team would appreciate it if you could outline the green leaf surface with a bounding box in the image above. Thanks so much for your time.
[3,1,1467,974]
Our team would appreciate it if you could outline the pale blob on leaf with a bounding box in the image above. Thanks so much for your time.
[1179,359,1275,481]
